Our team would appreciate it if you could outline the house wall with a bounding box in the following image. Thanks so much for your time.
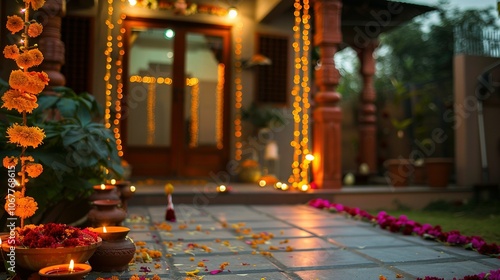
[454,54,500,187]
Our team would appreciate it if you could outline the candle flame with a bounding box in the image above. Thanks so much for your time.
[0,237,2,245]
[100,184,106,190]
[103,226,107,233]
[110,179,116,185]
[69,260,74,272]
[130,185,136,192]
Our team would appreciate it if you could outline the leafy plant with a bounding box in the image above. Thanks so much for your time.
[0,83,123,224]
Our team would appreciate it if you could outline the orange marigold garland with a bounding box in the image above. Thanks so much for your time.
[2,0,49,227]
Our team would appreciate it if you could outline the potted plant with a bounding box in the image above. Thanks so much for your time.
[0,85,124,226]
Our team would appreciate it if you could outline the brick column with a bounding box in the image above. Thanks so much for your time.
[355,39,379,173]
[312,0,343,189]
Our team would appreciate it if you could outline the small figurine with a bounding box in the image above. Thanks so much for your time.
[165,183,176,222]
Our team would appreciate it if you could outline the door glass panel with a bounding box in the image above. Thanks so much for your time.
[184,33,224,149]
[127,28,174,147]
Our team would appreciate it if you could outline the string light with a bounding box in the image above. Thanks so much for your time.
[289,0,303,188]
[216,63,225,149]
[104,0,115,129]
[289,0,311,190]
[234,22,244,161]
[187,78,199,148]
[146,79,156,145]
[114,3,126,157]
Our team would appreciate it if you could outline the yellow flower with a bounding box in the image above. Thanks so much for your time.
[6,123,45,148]
[2,89,39,113]
[3,45,20,60]
[25,71,49,94]
[24,0,46,10]
[4,192,38,219]
[27,22,43,37]
[28,49,44,66]
[16,52,35,69]
[15,195,38,219]
[3,156,18,168]
[25,163,43,178]
[165,183,174,194]
[6,15,24,34]
[9,70,30,91]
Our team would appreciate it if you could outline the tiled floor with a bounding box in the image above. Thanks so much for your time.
[73,204,499,280]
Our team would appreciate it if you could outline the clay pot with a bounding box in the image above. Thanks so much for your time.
[425,158,453,188]
[384,158,412,187]
[87,200,127,227]
[88,227,136,272]
[88,184,120,202]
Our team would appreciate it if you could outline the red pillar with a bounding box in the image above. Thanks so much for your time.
[355,39,379,173]
[312,0,343,189]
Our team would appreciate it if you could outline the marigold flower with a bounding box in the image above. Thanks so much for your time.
[27,22,43,37]
[14,195,38,219]
[4,192,37,219]
[6,15,24,34]
[25,163,43,178]
[20,155,35,162]
[6,123,45,148]
[3,45,20,60]
[25,71,49,94]
[3,156,18,168]
[2,89,38,113]
[16,52,35,69]
[25,0,46,10]
[28,49,43,66]
[9,70,30,91]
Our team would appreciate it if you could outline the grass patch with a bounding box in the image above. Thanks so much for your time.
[381,200,500,244]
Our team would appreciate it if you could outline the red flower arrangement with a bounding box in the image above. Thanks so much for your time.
[14,223,100,249]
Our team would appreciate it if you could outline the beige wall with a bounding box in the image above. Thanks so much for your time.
[454,54,500,187]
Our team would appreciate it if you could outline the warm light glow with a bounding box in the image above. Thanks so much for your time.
[217,185,227,192]
[69,260,75,272]
[234,22,244,160]
[128,0,137,5]
[100,184,106,190]
[110,179,116,185]
[228,7,238,18]
[147,82,156,145]
[215,64,225,149]
[164,29,175,39]
[130,185,136,192]
[281,183,289,191]
[300,183,309,192]
[289,0,311,188]
[103,226,107,233]
[189,78,199,148]
[305,154,314,161]
[258,180,266,187]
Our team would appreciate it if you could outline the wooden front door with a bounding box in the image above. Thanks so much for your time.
[122,18,231,178]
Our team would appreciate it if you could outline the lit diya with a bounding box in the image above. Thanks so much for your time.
[39,260,91,279]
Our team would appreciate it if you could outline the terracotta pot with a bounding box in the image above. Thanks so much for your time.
[0,239,101,272]
[87,199,127,227]
[88,227,136,272]
[89,184,120,202]
[413,164,427,185]
[384,159,412,187]
[425,158,453,188]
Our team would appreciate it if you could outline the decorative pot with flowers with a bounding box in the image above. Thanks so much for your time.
[0,223,101,272]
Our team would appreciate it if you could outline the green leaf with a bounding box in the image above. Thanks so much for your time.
[56,98,78,118]
[36,95,60,111]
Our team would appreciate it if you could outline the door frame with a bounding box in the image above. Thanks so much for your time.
[121,17,232,178]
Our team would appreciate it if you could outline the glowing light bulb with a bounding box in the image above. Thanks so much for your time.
[130,185,136,192]
[258,180,266,187]
[228,7,238,18]
[100,184,106,190]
